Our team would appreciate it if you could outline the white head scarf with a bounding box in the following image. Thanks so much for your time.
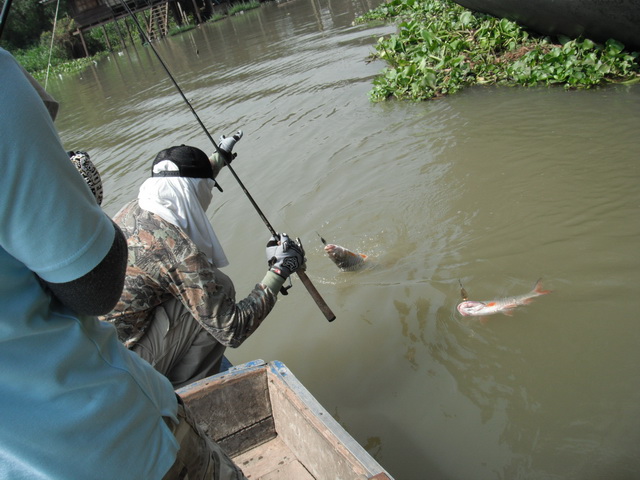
[138,160,229,267]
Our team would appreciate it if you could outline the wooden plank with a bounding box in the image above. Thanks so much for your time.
[178,363,275,450]
[266,362,393,479]
[219,416,275,458]
[233,436,314,480]
[267,371,370,479]
[260,460,315,480]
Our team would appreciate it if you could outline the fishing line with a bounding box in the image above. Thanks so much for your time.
[44,0,62,89]
[118,0,335,321]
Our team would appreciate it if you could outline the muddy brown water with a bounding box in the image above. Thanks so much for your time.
[47,0,640,478]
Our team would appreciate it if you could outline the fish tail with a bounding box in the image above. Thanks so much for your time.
[458,280,468,301]
[533,278,552,296]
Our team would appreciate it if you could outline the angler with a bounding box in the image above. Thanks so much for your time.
[101,143,306,389]
[116,0,334,322]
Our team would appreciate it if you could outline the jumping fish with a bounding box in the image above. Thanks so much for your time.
[318,233,368,271]
[457,279,551,317]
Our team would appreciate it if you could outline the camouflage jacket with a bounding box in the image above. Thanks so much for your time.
[101,200,277,349]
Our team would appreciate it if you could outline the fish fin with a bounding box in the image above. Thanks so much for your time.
[479,317,489,325]
[534,278,552,295]
[360,253,368,260]
[458,280,468,300]
[485,302,497,307]
[502,309,515,316]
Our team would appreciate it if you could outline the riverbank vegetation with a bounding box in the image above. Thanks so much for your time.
[4,0,260,82]
[355,0,640,101]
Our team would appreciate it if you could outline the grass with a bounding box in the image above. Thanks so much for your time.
[227,1,261,16]
[355,0,640,101]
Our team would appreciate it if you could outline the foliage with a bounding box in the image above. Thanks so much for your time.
[9,0,261,79]
[12,45,61,73]
[38,16,78,60]
[506,37,640,87]
[168,24,198,36]
[227,1,261,16]
[355,0,640,101]
[0,0,64,50]
[14,47,109,83]
[208,13,227,23]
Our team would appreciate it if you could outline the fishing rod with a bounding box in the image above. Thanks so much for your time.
[119,0,335,321]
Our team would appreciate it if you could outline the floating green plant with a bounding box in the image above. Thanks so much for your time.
[355,0,640,101]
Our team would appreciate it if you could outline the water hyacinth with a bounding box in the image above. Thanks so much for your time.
[355,0,640,101]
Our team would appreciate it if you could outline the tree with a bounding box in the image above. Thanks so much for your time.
[0,0,66,50]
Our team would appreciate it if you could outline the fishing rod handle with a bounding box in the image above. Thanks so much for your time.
[296,270,336,322]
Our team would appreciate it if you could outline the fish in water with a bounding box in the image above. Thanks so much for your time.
[457,279,551,317]
[318,233,368,271]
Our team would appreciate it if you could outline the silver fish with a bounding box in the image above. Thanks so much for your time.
[457,279,551,317]
[318,234,368,271]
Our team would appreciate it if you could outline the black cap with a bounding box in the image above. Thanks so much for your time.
[151,145,213,179]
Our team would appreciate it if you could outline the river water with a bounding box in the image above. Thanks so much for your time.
[47,0,640,478]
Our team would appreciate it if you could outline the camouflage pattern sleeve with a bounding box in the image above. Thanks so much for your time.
[166,253,278,348]
[102,200,278,349]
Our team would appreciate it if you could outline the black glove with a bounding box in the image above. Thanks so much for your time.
[218,130,243,163]
[266,233,305,279]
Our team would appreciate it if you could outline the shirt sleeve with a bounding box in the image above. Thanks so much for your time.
[43,221,127,315]
[0,50,114,283]
[165,253,278,348]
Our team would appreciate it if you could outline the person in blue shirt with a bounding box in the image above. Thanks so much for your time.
[0,47,251,479]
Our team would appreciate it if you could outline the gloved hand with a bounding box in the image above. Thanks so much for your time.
[218,130,243,163]
[266,233,305,279]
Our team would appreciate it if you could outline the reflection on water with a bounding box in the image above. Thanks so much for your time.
[48,0,640,478]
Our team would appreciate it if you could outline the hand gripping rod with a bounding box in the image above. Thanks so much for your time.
[119,1,335,321]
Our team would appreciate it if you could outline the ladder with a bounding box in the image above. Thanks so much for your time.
[147,3,169,41]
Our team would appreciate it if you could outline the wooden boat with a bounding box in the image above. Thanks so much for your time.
[452,0,640,51]
[177,360,393,479]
